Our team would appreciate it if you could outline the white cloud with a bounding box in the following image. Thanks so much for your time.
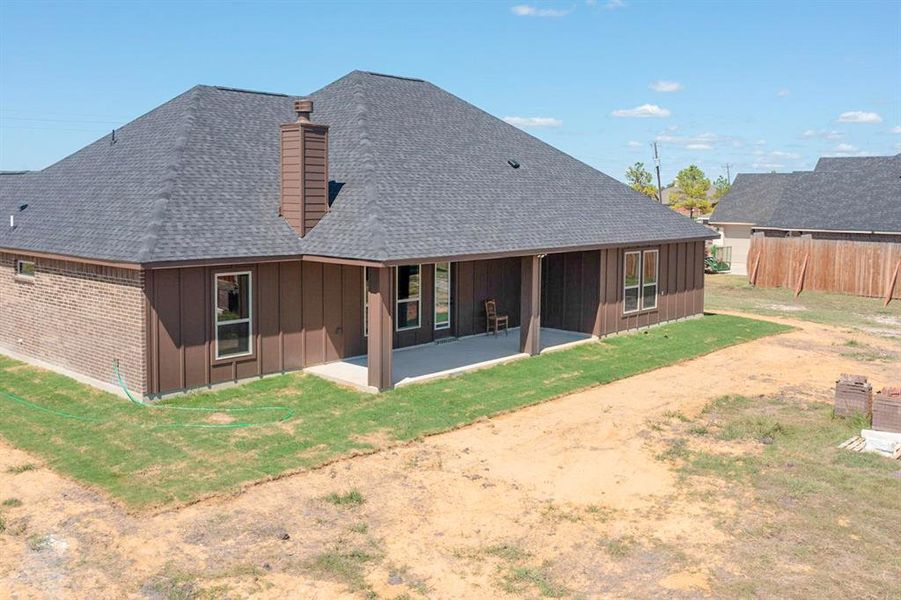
[891,125,901,134]
[771,150,801,159]
[502,116,562,127]
[777,89,790,97]
[802,129,843,140]
[827,142,871,157]
[837,110,882,124]
[612,104,671,118]
[754,139,767,145]
[627,140,643,148]
[511,4,570,17]
[753,162,784,169]
[603,0,626,8]
[649,80,682,93]
[685,143,712,150]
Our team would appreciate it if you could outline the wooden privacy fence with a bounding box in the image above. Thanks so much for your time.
[747,234,901,304]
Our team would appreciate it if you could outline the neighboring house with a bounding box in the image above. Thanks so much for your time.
[1,71,715,396]
[710,154,901,297]
[707,173,795,275]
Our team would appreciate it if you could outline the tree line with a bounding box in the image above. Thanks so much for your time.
[625,162,730,218]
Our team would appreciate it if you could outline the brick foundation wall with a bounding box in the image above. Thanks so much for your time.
[0,253,146,393]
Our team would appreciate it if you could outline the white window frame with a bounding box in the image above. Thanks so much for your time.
[623,251,641,315]
[363,267,370,338]
[641,249,659,311]
[214,270,253,360]
[434,261,452,331]
[16,259,35,279]
[395,264,421,332]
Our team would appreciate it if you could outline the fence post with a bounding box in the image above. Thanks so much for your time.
[885,259,900,307]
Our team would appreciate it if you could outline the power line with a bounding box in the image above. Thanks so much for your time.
[721,163,733,182]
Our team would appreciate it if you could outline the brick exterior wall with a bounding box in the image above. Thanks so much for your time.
[0,253,146,393]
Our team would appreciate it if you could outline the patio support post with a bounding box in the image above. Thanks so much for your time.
[367,266,393,391]
[520,255,542,355]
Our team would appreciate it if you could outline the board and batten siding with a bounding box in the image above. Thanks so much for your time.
[144,245,705,395]
[541,241,706,336]
[145,260,366,396]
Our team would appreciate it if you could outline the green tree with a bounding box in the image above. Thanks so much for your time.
[670,165,712,218]
[625,162,659,201]
[711,175,731,201]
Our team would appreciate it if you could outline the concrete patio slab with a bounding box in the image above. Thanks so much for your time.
[305,327,595,391]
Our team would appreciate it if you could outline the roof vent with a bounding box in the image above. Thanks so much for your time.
[293,99,313,123]
[507,159,520,169]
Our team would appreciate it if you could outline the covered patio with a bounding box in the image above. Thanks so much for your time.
[305,326,594,392]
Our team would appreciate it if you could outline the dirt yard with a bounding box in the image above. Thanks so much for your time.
[2,313,899,599]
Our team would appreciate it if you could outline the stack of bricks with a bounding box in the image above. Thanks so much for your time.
[834,374,873,417]
[873,387,901,433]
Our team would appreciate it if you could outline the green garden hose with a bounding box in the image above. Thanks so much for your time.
[113,360,295,429]
[0,361,294,430]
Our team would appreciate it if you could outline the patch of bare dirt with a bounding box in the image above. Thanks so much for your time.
[1,314,899,598]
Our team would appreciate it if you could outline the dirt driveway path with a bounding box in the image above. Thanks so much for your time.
[2,313,899,599]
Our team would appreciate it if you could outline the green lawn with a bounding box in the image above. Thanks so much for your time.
[705,274,901,338]
[0,314,789,509]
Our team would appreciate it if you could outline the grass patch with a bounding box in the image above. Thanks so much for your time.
[0,315,789,508]
[597,535,636,558]
[306,547,378,598]
[501,563,568,598]
[485,543,533,562]
[324,489,365,506]
[348,522,368,534]
[2,498,22,508]
[676,393,901,597]
[5,463,37,474]
[705,274,901,337]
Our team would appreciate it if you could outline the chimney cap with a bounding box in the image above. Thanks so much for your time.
[294,99,313,121]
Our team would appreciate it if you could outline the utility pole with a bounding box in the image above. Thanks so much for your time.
[721,163,733,182]
[653,142,663,203]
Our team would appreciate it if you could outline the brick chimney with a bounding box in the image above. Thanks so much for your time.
[280,99,329,237]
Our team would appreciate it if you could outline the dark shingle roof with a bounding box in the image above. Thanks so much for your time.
[709,173,793,224]
[814,155,897,172]
[711,154,901,233]
[1,71,714,264]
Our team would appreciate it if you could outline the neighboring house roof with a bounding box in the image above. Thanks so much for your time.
[710,154,901,234]
[1,71,714,265]
[814,155,897,172]
[708,173,793,225]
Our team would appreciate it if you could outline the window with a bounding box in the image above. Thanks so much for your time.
[16,260,35,279]
[396,265,421,331]
[623,251,641,313]
[215,272,252,359]
[434,262,451,330]
[642,249,658,310]
[623,249,659,314]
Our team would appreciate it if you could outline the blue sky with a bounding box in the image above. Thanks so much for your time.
[1,0,899,184]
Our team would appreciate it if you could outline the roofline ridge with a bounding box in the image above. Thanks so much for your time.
[136,86,202,262]
[350,71,388,259]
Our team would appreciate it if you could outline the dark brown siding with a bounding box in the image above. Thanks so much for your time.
[542,242,706,337]
[145,246,706,395]
[146,260,366,395]
[452,257,521,339]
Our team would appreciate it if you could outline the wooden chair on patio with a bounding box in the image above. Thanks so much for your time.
[484,299,509,336]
